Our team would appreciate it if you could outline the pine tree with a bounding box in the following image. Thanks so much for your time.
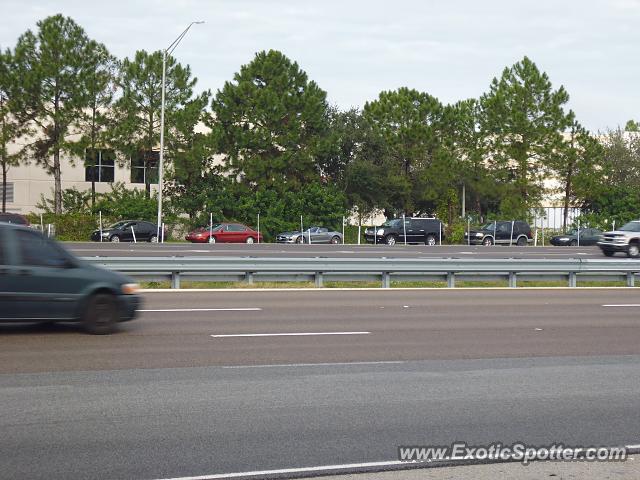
[112,50,198,197]
[212,50,330,194]
[8,15,104,214]
[480,56,573,217]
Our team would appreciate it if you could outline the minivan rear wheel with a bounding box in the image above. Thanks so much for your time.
[385,235,397,246]
[425,235,436,246]
[83,293,118,335]
[482,236,494,246]
[516,236,527,246]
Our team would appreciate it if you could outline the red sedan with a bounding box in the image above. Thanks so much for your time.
[185,223,263,244]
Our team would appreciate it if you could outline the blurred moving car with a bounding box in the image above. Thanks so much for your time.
[185,223,262,244]
[550,228,602,246]
[598,220,640,257]
[0,212,30,226]
[91,220,164,242]
[465,220,533,246]
[277,226,343,244]
[0,222,140,334]
[364,217,443,245]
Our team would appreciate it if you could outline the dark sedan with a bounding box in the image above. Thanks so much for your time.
[0,222,140,334]
[550,228,602,246]
[91,220,164,242]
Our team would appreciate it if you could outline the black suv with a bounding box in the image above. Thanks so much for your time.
[0,222,140,334]
[465,220,533,246]
[365,217,444,245]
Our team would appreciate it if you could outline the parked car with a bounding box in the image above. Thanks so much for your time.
[598,220,640,257]
[91,220,165,243]
[364,217,444,246]
[276,226,343,244]
[550,228,602,246]
[464,220,533,246]
[0,212,30,226]
[185,223,262,244]
[0,222,140,334]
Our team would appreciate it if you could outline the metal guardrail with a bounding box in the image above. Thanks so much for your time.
[83,257,640,288]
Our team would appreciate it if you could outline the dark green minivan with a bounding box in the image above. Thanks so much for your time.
[0,223,140,334]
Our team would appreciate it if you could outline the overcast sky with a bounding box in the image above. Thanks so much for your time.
[1,0,638,131]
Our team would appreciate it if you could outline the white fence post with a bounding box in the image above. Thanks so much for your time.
[402,214,407,246]
[510,220,514,246]
[131,226,137,243]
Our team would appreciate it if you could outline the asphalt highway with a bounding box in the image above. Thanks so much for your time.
[66,241,611,260]
[1,289,640,479]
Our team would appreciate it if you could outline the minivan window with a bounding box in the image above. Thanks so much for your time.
[16,229,70,268]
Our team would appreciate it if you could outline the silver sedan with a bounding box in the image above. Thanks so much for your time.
[276,226,343,244]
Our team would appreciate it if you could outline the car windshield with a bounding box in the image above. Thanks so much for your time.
[619,221,640,232]
[481,222,498,230]
[107,221,129,229]
[198,224,221,231]
[381,219,402,228]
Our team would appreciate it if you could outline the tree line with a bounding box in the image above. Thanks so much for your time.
[1,14,639,235]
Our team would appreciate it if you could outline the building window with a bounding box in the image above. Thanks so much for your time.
[85,149,115,183]
[131,151,159,184]
[0,182,14,203]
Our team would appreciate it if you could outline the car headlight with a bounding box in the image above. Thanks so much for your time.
[475,232,483,237]
[101,232,110,236]
[121,283,139,295]
[376,229,384,235]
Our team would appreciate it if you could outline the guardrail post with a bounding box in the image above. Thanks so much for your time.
[627,272,635,287]
[508,272,517,288]
[245,272,254,285]
[447,272,455,288]
[171,272,180,289]
[382,272,391,288]
[568,272,577,288]
[315,272,324,288]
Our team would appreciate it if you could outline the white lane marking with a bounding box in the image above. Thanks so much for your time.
[602,304,640,307]
[211,331,370,338]
[152,460,405,480]
[222,361,405,369]
[151,443,640,480]
[139,308,262,312]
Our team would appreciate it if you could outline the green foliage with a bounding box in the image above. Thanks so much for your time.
[576,129,640,229]
[363,87,446,215]
[222,182,348,242]
[25,212,98,241]
[7,15,111,213]
[212,50,330,194]
[480,56,573,214]
[112,49,200,195]
[94,183,158,221]
[625,120,639,132]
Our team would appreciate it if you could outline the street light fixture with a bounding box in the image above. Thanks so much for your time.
[157,21,204,242]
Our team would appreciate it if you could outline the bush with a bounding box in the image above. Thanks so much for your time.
[26,213,99,241]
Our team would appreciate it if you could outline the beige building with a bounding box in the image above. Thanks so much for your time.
[2,149,158,214]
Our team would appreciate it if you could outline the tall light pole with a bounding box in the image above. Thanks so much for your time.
[157,21,204,241]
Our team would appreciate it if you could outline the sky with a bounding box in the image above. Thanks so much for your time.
[1,0,639,132]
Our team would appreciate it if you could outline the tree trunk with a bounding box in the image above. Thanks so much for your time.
[54,148,62,215]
